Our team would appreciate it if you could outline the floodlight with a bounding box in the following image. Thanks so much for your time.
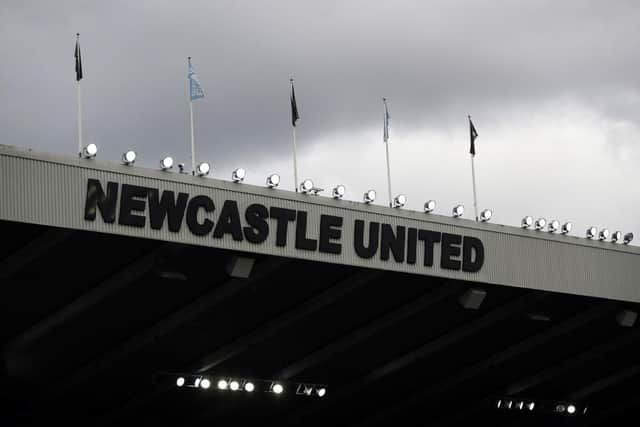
[567,405,576,414]
[82,143,98,158]
[232,168,246,182]
[244,382,255,392]
[195,162,210,177]
[122,150,136,165]
[624,232,634,244]
[229,380,240,391]
[200,378,211,389]
[271,383,284,394]
[194,378,201,388]
[332,185,346,199]
[300,179,314,193]
[516,401,524,410]
[160,156,174,170]
[548,220,560,233]
[527,402,535,411]
[599,228,610,240]
[586,226,597,239]
[217,379,228,390]
[393,194,407,208]
[480,209,492,222]
[555,404,566,413]
[266,173,280,188]
[424,200,436,213]
[534,218,546,230]
[521,216,534,228]
[452,204,464,218]
[562,222,572,234]
[611,231,622,243]
[364,190,376,204]
[176,377,185,387]
[316,387,326,397]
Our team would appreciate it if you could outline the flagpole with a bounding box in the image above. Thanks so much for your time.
[471,154,479,221]
[290,78,299,192]
[188,57,196,173]
[385,140,392,207]
[383,98,392,207]
[77,80,82,156]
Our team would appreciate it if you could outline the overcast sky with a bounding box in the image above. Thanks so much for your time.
[1,0,639,243]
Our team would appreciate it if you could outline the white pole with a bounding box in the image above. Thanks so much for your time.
[292,125,299,192]
[189,99,196,173]
[77,81,82,156]
[471,154,479,221]
[385,141,393,207]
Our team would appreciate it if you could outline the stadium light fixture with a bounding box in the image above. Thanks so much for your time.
[229,380,240,391]
[316,387,326,397]
[200,378,211,389]
[548,220,560,233]
[217,379,228,390]
[452,204,464,218]
[195,162,211,177]
[160,156,174,171]
[270,382,284,394]
[82,143,98,158]
[364,190,376,204]
[534,218,546,230]
[178,163,186,174]
[244,381,255,392]
[121,150,136,165]
[521,216,534,228]
[176,377,185,387]
[424,200,436,213]
[480,209,492,222]
[599,228,610,241]
[332,185,346,199]
[624,232,634,244]
[527,402,535,411]
[611,231,622,243]
[300,179,314,194]
[567,405,576,414]
[393,194,407,208]
[586,226,597,239]
[232,168,246,182]
[266,173,280,188]
[562,222,572,234]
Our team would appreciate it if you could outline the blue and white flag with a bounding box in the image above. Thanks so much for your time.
[383,98,390,143]
[188,58,204,101]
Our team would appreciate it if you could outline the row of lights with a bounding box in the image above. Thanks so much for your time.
[83,146,636,243]
[495,398,586,416]
[174,375,326,397]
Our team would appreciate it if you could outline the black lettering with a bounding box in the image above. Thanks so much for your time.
[84,179,118,223]
[462,236,485,272]
[354,220,379,259]
[441,233,462,270]
[295,211,317,251]
[380,224,405,262]
[186,195,215,236]
[418,230,441,267]
[243,203,269,244]
[148,189,188,232]
[270,207,296,247]
[406,228,418,264]
[319,215,343,254]
[118,184,148,227]
[213,200,243,241]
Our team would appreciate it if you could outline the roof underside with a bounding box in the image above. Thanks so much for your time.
[1,219,639,426]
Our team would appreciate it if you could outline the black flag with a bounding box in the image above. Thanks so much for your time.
[74,34,83,81]
[290,80,299,127]
[469,116,478,155]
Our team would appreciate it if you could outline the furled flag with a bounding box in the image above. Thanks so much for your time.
[74,34,83,81]
[290,80,300,127]
[188,58,204,101]
[469,116,478,155]
[383,98,390,143]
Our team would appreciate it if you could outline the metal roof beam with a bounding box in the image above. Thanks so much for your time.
[0,228,74,279]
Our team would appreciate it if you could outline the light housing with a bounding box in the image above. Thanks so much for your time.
[300,179,314,193]
[480,209,493,222]
[452,204,464,218]
[232,168,246,182]
[586,226,597,239]
[364,190,376,204]
[624,232,634,244]
[548,220,560,233]
[562,222,572,234]
[611,231,622,243]
[160,156,174,171]
[271,382,284,394]
[599,228,610,241]
[424,200,436,213]
[200,378,211,389]
[521,216,534,228]
[244,382,255,392]
[332,185,346,199]
[176,377,185,387]
[122,150,136,165]
[82,143,98,158]
[229,380,240,391]
[217,379,228,390]
[266,173,280,188]
[316,387,326,397]
[393,194,407,208]
[567,404,576,414]
[195,162,211,177]
[534,218,546,230]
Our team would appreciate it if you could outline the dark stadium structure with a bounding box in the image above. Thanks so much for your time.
[1,145,639,426]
